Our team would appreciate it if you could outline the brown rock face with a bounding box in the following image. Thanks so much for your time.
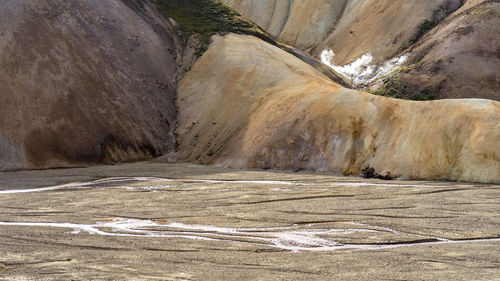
[178,34,500,183]
[0,0,179,170]
[401,0,500,100]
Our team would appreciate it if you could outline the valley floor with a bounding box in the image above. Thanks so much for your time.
[0,163,498,280]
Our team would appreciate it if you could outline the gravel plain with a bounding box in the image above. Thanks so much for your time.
[0,163,498,280]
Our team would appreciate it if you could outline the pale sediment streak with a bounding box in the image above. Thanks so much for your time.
[0,218,498,252]
[330,182,448,188]
[184,179,299,185]
[0,177,173,194]
[0,177,451,194]
[0,177,303,194]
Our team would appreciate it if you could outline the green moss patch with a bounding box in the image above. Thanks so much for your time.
[409,87,438,101]
[369,62,436,101]
[155,0,260,47]
[371,73,404,99]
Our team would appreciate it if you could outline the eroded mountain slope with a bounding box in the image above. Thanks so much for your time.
[222,0,462,64]
[0,0,181,170]
[0,0,348,171]
[222,0,499,100]
[1,0,498,183]
[178,34,500,183]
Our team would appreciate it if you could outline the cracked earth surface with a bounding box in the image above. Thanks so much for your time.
[0,163,498,280]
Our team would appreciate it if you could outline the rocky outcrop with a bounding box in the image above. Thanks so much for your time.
[178,34,500,183]
[0,0,180,170]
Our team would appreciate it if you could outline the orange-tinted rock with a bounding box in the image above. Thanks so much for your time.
[178,34,500,183]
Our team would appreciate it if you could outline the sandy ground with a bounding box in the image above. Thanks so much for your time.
[0,162,498,280]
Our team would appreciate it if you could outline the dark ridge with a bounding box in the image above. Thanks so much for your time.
[408,0,465,46]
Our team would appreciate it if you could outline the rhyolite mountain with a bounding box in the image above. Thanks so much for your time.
[0,0,498,183]
[223,0,500,100]
[177,34,499,183]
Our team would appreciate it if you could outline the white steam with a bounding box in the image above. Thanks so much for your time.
[320,49,409,87]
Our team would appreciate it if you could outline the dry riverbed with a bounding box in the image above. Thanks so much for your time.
[0,163,498,280]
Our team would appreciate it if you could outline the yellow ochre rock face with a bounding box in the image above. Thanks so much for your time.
[178,34,500,183]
